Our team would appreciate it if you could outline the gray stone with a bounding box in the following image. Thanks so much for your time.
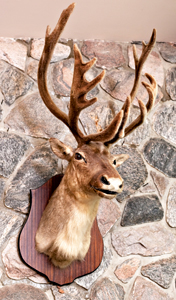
[0,60,34,105]
[141,256,176,289]
[128,45,164,87]
[121,194,163,226]
[82,40,126,69]
[166,185,176,227]
[124,107,151,145]
[89,277,125,300]
[112,223,176,257]
[158,42,176,63]
[111,145,148,202]
[4,92,70,139]
[30,39,71,62]
[52,58,99,99]
[153,102,176,144]
[75,247,112,289]
[0,131,29,178]
[151,171,169,198]
[97,198,121,237]
[166,67,176,100]
[0,209,24,248]
[114,258,141,283]
[0,177,5,200]
[4,142,61,213]
[0,37,27,71]
[101,69,162,107]
[27,59,38,81]
[128,276,174,300]
[2,236,36,279]
[0,283,49,300]
[143,138,176,178]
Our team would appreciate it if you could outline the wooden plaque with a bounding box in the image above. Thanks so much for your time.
[19,174,104,285]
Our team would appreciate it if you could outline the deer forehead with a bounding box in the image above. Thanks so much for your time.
[76,142,110,158]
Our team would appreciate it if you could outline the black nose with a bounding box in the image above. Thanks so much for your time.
[119,183,123,189]
[101,176,110,185]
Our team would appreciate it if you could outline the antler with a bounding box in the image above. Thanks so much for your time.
[38,3,157,147]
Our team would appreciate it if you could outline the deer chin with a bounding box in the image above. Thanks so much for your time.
[91,186,118,199]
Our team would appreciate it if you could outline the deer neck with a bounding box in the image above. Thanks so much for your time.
[61,164,101,220]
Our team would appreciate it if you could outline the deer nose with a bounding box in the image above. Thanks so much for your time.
[101,176,110,185]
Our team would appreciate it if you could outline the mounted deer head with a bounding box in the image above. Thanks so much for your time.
[35,3,157,268]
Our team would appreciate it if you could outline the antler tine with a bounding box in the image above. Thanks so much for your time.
[129,28,156,102]
[68,44,106,143]
[38,3,75,128]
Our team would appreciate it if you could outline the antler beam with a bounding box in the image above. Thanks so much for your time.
[38,3,157,147]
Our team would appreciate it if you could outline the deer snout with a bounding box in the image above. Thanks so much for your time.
[101,176,123,191]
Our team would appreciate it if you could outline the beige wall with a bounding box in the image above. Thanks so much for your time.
[0,0,176,41]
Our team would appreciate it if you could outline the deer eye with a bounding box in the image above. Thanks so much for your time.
[75,153,83,160]
[75,152,87,163]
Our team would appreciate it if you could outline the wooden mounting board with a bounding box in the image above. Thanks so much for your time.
[19,174,104,285]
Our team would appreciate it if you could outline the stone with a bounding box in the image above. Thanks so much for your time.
[157,42,176,63]
[128,276,174,300]
[141,256,176,289]
[80,100,119,135]
[114,258,141,283]
[0,209,24,248]
[52,285,82,300]
[4,92,70,139]
[128,45,164,87]
[151,171,169,198]
[143,138,176,178]
[139,182,156,194]
[97,198,121,237]
[0,60,34,105]
[124,107,151,145]
[89,277,125,300]
[111,145,148,202]
[0,178,5,200]
[112,223,176,257]
[75,247,112,289]
[101,69,162,107]
[0,131,29,178]
[52,58,99,99]
[166,185,176,227]
[2,236,36,279]
[82,40,126,69]
[30,39,71,62]
[0,37,27,71]
[45,290,55,300]
[166,67,176,100]
[121,194,163,226]
[0,283,49,300]
[27,59,39,81]
[4,142,61,213]
[152,102,176,144]
[0,105,2,122]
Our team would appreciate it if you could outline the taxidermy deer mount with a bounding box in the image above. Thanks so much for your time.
[35,3,157,269]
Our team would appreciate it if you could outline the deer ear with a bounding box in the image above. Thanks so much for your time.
[49,138,74,161]
[113,154,129,167]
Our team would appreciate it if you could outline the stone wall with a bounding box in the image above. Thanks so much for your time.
[0,36,176,300]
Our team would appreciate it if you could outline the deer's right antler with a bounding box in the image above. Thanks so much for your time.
[38,3,157,147]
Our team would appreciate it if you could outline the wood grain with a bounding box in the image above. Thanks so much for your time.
[19,174,104,285]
